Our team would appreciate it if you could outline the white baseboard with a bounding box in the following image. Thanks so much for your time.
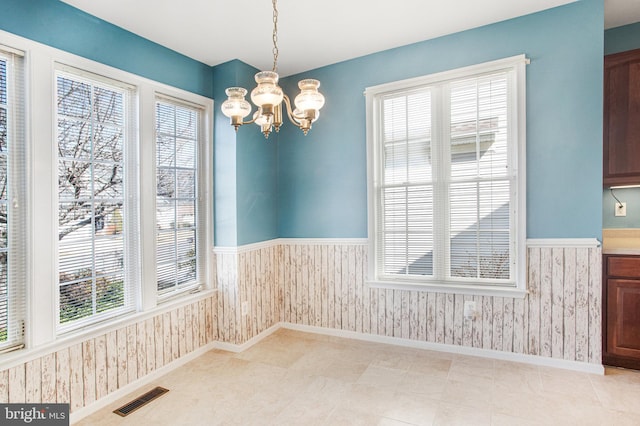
[212,324,281,353]
[281,323,605,375]
[69,341,218,424]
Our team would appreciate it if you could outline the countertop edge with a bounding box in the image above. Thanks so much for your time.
[603,249,640,255]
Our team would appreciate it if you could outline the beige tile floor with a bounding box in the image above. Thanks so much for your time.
[76,329,640,425]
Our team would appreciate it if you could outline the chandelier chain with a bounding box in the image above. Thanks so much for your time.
[272,0,279,72]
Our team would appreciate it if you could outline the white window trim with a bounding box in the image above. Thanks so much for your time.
[0,29,213,351]
[365,55,528,298]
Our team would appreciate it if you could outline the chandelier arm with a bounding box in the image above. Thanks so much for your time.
[282,95,304,128]
[241,116,259,126]
[234,107,259,127]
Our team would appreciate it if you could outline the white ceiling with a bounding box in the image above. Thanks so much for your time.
[61,0,640,77]
[606,0,640,29]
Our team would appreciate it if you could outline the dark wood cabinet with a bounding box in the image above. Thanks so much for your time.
[603,254,640,369]
[603,48,640,186]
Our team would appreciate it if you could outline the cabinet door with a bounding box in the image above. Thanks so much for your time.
[604,48,640,186]
[606,279,640,361]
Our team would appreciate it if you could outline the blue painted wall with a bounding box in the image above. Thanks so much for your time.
[605,21,640,55]
[212,60,279,246]
[236,123,279,246]
[0,0,212,97]
[234,85,279,246]
[278,0,604,239]
[602,21,640,229]
[212,61,242,247]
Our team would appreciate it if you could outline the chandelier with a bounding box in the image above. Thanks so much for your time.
[221,0,325,139]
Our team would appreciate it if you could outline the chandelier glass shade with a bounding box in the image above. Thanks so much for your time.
[220,0,325,139]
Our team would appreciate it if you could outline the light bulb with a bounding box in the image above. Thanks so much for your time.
[221,87,252,119]
[253,110,273,139]
[294,79,325,112]
[250,71,284,113]
[253,110,271,127]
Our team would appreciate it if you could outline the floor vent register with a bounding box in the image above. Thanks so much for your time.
[113,386,170,417]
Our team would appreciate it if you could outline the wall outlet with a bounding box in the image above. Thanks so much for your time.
[241,301,248,316]
[463,301,477,320]
[615,202,627,217]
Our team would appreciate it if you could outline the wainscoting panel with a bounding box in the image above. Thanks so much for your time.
[0,294,217,411]
[281,243,369,334]
[214,244,281,345]
[278,242,602,364]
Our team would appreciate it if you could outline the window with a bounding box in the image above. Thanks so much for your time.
[0,46,26,352]
[155,98,205,297]
[56,68,138,332]
[366,55,527,293]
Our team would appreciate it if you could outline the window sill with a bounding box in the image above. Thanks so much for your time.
[367,279,528,299]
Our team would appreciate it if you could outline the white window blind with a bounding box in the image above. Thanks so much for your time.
[448,74,512,281]
[155,98,203,297]
[56,68,138,333]
[379,89,434,277]
[0,47,26,352]
[368,56,526,290]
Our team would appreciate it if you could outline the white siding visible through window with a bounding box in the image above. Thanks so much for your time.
[367,56,527,292]
[380,90,433,277]
[448,75,511,280]
[155,99,200,296]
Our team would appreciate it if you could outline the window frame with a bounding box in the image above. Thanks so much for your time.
[365,55,528,297]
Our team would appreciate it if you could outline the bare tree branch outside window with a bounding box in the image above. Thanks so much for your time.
[57,75,126,325]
